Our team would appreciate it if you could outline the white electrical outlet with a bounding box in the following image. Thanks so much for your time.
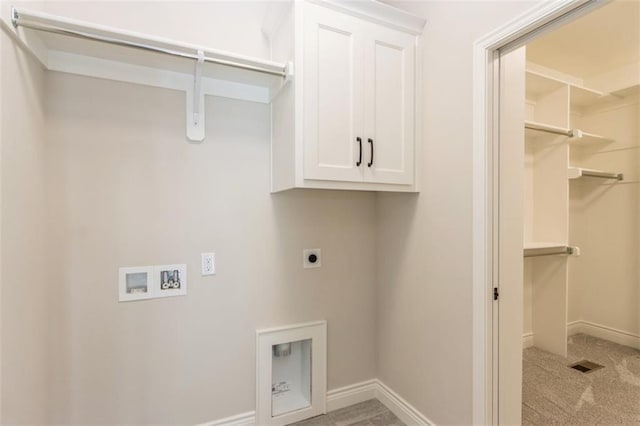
[303,249,321,268]
[201,253,215,276]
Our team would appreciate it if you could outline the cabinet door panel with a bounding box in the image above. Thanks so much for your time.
[303,4,364,182]
[364,25,415,184]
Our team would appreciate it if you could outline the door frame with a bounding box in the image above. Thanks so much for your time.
[471,0,607,424]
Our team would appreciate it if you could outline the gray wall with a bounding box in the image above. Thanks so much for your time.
[1,29,48,424]
[376,2,536,424]
[42,73,377,424]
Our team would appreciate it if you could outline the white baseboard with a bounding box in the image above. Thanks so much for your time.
[522,332,534,348]
[566,321,581,337]
[523,321,640,352]
[568,320,640,350]
[327,379,378,411]
[202,411,255,426]
[376,380,434,426]
[199,379,433,426]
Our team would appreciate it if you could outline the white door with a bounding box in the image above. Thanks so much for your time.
[303,3,364,182]
[363,23,415,185]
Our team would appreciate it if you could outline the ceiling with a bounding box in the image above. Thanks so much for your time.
[526,0,640,79]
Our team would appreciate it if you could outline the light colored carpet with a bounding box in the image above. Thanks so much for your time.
[289,399,404,426]
[523,333,640,425]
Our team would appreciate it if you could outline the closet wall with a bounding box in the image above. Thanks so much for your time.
[2,2,377,424]
[569,92,639,340]
[522,77,639,348]
[1,25,48,425]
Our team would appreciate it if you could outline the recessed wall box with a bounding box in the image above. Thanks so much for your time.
[155,264,187,298]
[119,264,187,302]
[256,321,327,425]
[119,266,154,302]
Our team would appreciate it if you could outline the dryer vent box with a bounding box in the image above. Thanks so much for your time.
[256,321,327,425]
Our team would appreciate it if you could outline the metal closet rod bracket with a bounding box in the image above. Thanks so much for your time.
[188,49,206,143]
[11,7,18,28]
[284,61,294,85]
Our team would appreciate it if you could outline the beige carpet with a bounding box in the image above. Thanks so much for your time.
[523,333,640,425]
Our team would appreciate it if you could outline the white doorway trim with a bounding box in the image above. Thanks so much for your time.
[471,0,607,424]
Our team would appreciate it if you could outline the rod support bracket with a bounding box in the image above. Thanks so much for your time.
[284,61,294,85]
[193,49,204,126]
[11,7,19,28]
[186,50,206,142]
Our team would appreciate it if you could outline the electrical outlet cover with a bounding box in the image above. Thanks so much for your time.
[201,252,216,276]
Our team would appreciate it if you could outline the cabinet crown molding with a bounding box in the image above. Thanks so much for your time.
[308,0,426,35]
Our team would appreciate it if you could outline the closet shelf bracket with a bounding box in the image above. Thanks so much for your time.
[284,61,294,85]
[11,7,18,28]
[189,50,205,142]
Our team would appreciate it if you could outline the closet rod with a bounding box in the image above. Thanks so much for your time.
[580,169,624,181]
[523,245,576,258]
[525,122,573,137]
[11,8,288,78]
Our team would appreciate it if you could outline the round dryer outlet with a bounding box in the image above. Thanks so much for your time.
[303,249,321,268]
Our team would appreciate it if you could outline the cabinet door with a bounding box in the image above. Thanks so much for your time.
[303,3,364,182]
[363,24,416,185]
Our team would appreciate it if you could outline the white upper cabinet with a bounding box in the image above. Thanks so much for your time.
[268,1,425,192]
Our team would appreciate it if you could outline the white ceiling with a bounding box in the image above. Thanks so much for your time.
[526,0,640,79]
